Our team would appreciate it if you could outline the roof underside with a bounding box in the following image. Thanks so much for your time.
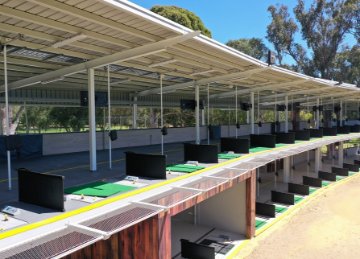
[0,0,359,108]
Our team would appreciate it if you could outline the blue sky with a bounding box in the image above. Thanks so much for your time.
[130,0,301,45]
[130,0,356,64]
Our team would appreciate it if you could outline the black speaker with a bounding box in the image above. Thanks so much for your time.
[312,106,318,112]
[267,50,276,65]
[240,102,252,111]
[5,135,22,151]
[236,123,240,129]
[180,99,196,110]
[80,91,108,107]
[109,130,117,141]
[334,106,341,113]
[258,121,262,127]
[276,105,286,111]
[161,126,168,136]
[275,121,280,126]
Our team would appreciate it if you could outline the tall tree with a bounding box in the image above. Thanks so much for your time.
[226,38,269,61]
[151,5,212,38]
[266,0,358,80]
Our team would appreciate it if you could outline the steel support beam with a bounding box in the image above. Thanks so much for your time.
[2,31,200,90]
[88,68,97,171]
[195,81,200,144]
[251,92,255,134]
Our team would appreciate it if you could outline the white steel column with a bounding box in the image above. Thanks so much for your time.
[24,101,29,134]
[315,148,321,173]
[257,91,260,134]
[88,68,97,171]
[132,96,137,129]
[340,100,343,126]
[285,95,289,133]
[235,86,238,138]
[338,141,344,167]
[283,157,290,183]
[246,111,250,124]
[107,65,112,169]
[201,109,205,126]
[4,45,12,190]
[316,98,320,129]
[195,81,200,144]
[207,84,210,144]
[251,92,254,134]
[160,74,164,154]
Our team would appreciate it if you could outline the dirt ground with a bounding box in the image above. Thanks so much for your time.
[236,174,360,259]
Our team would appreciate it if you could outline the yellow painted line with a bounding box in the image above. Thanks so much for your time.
[0,136,355,240]
[227,239,251,258]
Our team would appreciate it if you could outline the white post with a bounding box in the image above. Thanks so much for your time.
[195,81,200,144]
[338,141,344,167]
[257,91,260,134]
[285,95,289,133]
[316,98,320,129]
[207,84,210,145]
[107,65,112,169]
[160,74,164,154]
[4,45,12,190]
[24,101,29,134]
[132,96,137,129]
[315,147,321,174]
[246,111,250,124]
[251,92,254,134]
[235,86,238,138]
[283,157,290,183]
[201,109,205,126]
[88,68,97,171]
[340,100,343,126]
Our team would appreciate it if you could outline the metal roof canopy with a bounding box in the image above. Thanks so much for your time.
[0,0,359,107]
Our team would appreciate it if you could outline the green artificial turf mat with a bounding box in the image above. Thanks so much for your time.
[255,219,267,229]
[295,140,306,144]
[275,143,288,148]
[336,175,345,181]
[250,147,272,153]
[218,153,241,159]
[166,164,205,170]
[166,166,197,173]
[166,164,205,173]
[275,206,288,213]
[322,181,330,187]
[349,171,357,176]
[294,195,304,204]
[65,182,136,197]
[309,187,317,194]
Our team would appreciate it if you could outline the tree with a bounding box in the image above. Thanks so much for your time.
[266,0,358,80]
[49,107,88,132]
[333,45,360,85]
[226,38,269,61]
[151,5,212,38]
